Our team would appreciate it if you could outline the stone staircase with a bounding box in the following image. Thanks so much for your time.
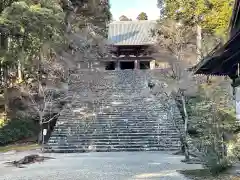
[44,69,182,152]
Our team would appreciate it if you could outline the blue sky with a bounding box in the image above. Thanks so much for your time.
[110,0,160,20]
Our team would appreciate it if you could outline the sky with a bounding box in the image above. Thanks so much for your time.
[110,0,160,21]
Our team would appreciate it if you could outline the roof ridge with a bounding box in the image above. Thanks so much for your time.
[109,20,156,24]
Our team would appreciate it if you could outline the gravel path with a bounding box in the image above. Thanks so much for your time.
[0,151,202,180]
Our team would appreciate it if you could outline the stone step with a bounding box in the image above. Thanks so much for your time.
[56,120,174,124]
[49,135,180,140]
[92,121,171,125]
[58,115,169,118]
[55,122,176,126]
[47,142,180,147]
[47,139,180,144]
[48,138,180,144]
[67,102,164,106]
[61,119,181,123]
[55,121,178,130]
[97,115,167,118]
[107,107,165,109]
[53,129,178,135]
[55,124,178,128]
[55,124,177,128]
[60,112,166,116]
[49,134,180,140]
[81,110,166,114]
[66,94,157,98]
[50,135,180,141]
[91,103,163,105]
[44,144,180,151]
[57,119,173,123]
[54,127,178,132]
[55,125,179,130]
[46,144,180,150]
[69,110,165,113]
[44,146,179,153]
[45,143,180,149]
[68,107,164,111]
[51,131,179,135]
[49,137,180,143]
[61,115,168,119]
[51,132,180,137]
[52,133,179,137]
[55,125,177,130]
[54,124,176,128]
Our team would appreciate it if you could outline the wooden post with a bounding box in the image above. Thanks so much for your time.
[150,60,156,69]
[116,60,120,70]
[232,66,240,120]
[134,60,138,69]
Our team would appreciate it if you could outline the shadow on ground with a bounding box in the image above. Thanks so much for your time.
[178,169,240,180]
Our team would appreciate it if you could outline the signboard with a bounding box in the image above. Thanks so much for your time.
[43,129,47,136]
[236,101,240,120]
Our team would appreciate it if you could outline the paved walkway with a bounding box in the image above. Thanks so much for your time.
[0,151,202,180]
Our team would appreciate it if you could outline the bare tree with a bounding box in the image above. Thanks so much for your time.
[119,15,132,21]
[151,20,238,169]
[13,45,75,144]
[17,26,109,144]
[152,19,199,161]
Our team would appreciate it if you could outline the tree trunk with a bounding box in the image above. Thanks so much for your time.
[180,90,190,161]
[17,48,26,83]
[1,35,9,114]
[3,67,8,114]
[38,125,43,145]
[206,76,211,84]
[0,60,3,89]
[38,115,43,145]
[38,51,44,95]
[17,60,22,83]
[196,24,202,62]
[174,135,187,155]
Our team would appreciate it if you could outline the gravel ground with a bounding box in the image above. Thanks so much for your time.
[0,151,203,180]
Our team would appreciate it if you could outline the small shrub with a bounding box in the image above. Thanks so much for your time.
[201,145,233,175]
[230,137,240,160]
[0,117,39,146]
[206,157,232,175]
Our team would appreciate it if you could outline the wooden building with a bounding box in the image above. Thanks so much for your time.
[191,0,240,118]
[105,20,157,70]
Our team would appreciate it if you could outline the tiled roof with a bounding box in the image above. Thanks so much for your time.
[107,20,157,46]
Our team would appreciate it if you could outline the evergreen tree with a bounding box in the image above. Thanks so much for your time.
[161,0,234,37]
[137,12,148,20]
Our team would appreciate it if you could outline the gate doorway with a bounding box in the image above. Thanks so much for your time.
[105,61,116,70]
[120,61,134,70]
[140,61,150,69]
